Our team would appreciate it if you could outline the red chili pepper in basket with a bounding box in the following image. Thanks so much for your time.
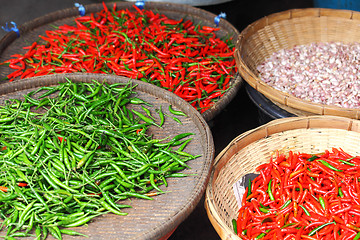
[1,3,237,113]
[0,186,8,192]
[236,148,360,239]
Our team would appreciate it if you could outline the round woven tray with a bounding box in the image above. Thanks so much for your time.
[0,1,241,122]
[235,8,360,119]
[205,115,360,240]
[0,73,214,240]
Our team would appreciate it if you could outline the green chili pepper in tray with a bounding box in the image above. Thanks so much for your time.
[0,79,199,239]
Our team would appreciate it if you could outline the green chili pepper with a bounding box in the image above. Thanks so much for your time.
[317,159,343,172]
[150,173,164,193]
[299,205,311,216]
[307,155,319,162]
[259,203,269,209]
[232,219,237,234]
[99,198,128,216]
[60,229,89,237]
[280,199,292,210]
[9,232,31,238]
[35,225,42,239]
[319,197,326,210]
[259,207,269,213]
[308,222,335,236]
[63,214,102,228]
[119,191,154,200]
[164,113,182,124]
[77,150,96,169]
[247,179,252,199]
[169,105,187,116]
[48,226,62,240]
[281,223,297,229]
[30,130,47,155]
[354,231,360,240]
[338,187,344,197]
[131,109,161,128]
[44,169,78,193]
[339,159,355,166]
[256,229,271,239]
[156,106,165,127]
[267,179,275,201]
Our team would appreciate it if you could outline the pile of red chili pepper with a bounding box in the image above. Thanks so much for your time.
[1,3,237,113]
[235,148,360,240]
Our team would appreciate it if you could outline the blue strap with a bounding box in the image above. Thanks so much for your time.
[214,12,226,26]
[75,3,86,16]
[2,21,20,37]
[135,0,145,10]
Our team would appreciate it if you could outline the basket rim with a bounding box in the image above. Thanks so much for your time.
[0,1,241,122]
[235,7,360,119]
[205,115,360,239]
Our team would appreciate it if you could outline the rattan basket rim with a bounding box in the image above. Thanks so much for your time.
[0,1,241,122]
[205,115,360,240]
[235,7,360,119]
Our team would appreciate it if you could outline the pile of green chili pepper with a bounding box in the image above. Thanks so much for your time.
[1,3,237,113]
[0,79,198,239]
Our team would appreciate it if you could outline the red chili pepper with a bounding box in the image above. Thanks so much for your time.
[236,148,360,239]
[17,182,28,187]
[2,4,237,113]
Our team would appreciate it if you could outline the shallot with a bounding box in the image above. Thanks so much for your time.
[257,42,360,109]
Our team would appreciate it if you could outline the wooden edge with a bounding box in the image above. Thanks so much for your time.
[239,71,360,118]
[256,82,288,105]
[213,115,359,169]
[351,10,360,20]
[285,94,325,115]
[319,7,355,18]
[204,189,240,240]
[234,36,260,89]
[202,73,242,122]
[291,8,321,18]
[266,10,292,25]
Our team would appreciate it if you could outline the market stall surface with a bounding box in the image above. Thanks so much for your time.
[0,0,313,239]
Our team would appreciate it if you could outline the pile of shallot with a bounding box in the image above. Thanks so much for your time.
[257,42,360,109]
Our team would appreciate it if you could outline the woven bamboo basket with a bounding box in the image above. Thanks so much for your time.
[0,72,214,240]
[235,8,360,119]
[205,115,360,240]
[0,1,241,122]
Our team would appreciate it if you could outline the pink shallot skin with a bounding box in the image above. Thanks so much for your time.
[257,42,360,109]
